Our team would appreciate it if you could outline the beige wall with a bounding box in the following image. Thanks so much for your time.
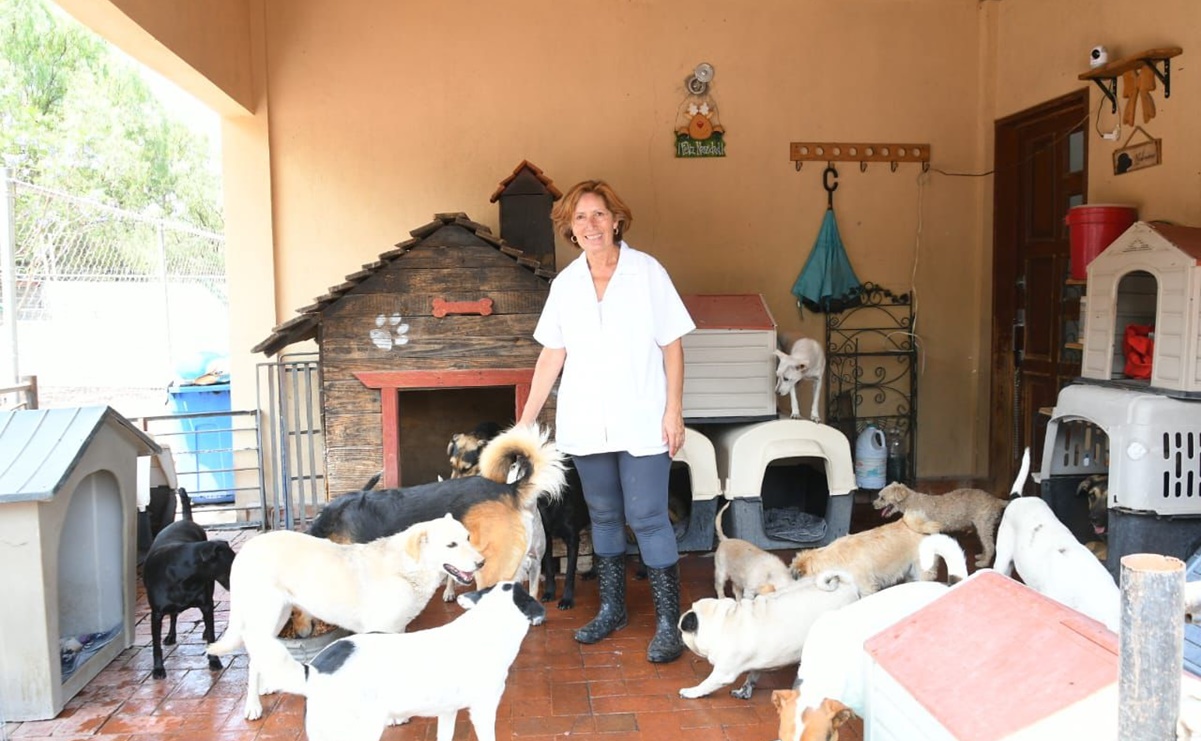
[65,0,1200,483]
[993,0,1200,223]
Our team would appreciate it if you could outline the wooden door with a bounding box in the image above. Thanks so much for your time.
[990,90,1088,491]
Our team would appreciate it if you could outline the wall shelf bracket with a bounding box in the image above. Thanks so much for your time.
[1078,46,1183,115]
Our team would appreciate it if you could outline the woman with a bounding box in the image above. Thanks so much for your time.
[518,179,695,663]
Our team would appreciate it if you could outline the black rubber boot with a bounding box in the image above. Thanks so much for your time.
[574,555,628,644]
[646,563,684,663]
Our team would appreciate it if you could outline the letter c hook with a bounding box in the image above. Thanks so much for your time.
[823,164,839,209]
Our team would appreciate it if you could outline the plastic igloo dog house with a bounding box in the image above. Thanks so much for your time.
[711,419,855,550]
[1081,221,1201,395]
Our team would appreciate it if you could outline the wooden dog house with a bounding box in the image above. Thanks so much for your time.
[0,406,158,721]
[254,212,556,495]
[1082,221,1201,396]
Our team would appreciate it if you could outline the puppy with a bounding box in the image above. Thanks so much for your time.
[447,421,503,478]
[772,577,963,741]
[207,514,485,720]
[538,459,591,609]
[1077,473,1110,557]
[713,500,794,599]
[993,490,1120,633]
[678,570,859,700]
[774,337,825,422]
[309,423,564,596]
[872,446,1030,568]
[788,511,956,595]
[141,494,236,679]
[303,582,545,741]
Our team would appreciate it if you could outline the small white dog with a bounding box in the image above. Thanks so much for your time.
[678,569,859,700]
[993,495,1120,632]
[303,582,545,741]
[713,501,795,599]
[774,337,825,422]
[207,514,485,720]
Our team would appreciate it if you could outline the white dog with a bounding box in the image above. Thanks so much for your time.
[713,501,795,599]
[678,570,859,700]
[303,581,545,741]
[993,495,1120,632]
[207,514,484,720]
[772,578,960,741]
[774,337,825,422]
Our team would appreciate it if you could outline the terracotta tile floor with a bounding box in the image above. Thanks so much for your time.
[7,491,987,741]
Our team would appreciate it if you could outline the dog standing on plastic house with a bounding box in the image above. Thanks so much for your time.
[774,337,826,422]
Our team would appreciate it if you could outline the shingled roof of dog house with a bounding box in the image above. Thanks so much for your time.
[1081,221,1201,396]
[863,570,1133,739]
[0,406,158,721]
[252,213,557,496]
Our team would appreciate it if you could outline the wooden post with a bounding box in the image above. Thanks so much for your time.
[1119,553,1185,740]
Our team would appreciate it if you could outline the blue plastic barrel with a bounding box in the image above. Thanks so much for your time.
[165,383,234,504]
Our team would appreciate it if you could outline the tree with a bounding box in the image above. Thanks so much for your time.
[0,0,222,232]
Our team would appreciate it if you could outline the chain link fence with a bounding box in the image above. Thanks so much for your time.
[2,172,227,412]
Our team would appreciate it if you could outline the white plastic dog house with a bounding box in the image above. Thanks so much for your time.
[680,294,778,422]
[711,419,855,550]
[664,427,724,552]
[0,406,158,721]
[864,570,1144,739]
[1082,222,1201,395]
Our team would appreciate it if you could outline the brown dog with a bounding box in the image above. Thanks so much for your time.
[447,422,503,478]
[871,451,1029,568]
[788,512,950,595]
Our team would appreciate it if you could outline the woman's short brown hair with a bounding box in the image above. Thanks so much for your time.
[551,179,634,246]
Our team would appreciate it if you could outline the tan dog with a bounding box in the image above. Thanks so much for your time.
[207,514,485,720]
[447,422,503,478]
[713,501,795,599]
[788,512,956,595]
[872,450,1029,568]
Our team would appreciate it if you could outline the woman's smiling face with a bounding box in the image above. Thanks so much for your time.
[571,192,618,251]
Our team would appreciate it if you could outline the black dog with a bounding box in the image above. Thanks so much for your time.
[141,492,237,679]
[539,460,591,609]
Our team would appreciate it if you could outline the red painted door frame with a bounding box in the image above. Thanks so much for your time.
[354,369,533,487]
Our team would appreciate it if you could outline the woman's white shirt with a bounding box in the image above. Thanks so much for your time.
[534,242,695,456]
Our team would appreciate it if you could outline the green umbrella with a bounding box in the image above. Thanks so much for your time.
[790,165,863,313]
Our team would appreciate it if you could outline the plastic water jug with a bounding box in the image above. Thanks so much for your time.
[854,425,887,490]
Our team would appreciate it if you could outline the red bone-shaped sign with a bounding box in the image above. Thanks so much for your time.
[431,297,493,318]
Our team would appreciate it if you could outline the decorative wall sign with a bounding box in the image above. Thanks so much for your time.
[1113,126,1162,175]
[675,63,725,158]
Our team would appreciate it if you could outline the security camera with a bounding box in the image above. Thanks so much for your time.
[1089,46,1109,68]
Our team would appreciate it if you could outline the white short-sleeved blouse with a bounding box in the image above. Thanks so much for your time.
[534,242,695,456]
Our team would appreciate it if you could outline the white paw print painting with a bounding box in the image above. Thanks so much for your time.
[369,313,410,350]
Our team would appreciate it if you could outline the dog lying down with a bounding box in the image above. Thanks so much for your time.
[713,500,794,599]
[678,570,860,700]
[303,582,545,741]
[772,578,965,741]
[207,514,484,720]
[994,492,1120,633]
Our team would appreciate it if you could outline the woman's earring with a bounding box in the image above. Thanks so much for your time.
[614,226,619,234]
[570,235,578,243]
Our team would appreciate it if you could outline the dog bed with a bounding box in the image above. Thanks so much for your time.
[762,507,828,544]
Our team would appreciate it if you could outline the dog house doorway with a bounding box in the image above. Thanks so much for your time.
[356,369,533,487]
[1105,270,1157,381]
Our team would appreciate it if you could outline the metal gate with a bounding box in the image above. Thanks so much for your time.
[257,352,325,531]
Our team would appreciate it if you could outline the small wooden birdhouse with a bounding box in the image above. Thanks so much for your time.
[490,160,561,270]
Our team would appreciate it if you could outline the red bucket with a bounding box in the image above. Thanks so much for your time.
[1065,204,1138,280]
